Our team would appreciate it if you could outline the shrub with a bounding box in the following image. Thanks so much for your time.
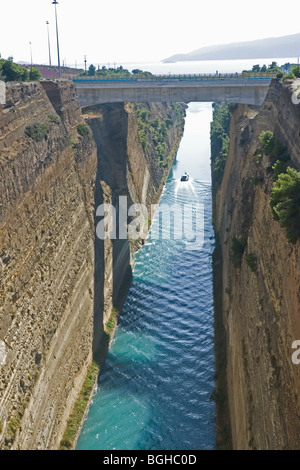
[290,65,300,78]
[29,67,41,81]
[25,123,49,141]
[270,167,300,244]
[272,159,289,181]
[258,130,286,159]
[77,123,90,137]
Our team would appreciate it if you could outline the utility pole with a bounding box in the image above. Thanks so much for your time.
[46,21,51,66]
[52,1,61,78]
[84,55,87,75]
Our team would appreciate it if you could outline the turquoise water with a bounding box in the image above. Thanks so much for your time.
[76,102,216,450]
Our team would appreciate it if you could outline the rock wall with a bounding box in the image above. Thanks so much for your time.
[213,78,300,449]
[0,81,184,449]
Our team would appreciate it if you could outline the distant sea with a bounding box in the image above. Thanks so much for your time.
[74,57,299,75]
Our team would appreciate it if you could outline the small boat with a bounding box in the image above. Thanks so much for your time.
[181,172,189,182]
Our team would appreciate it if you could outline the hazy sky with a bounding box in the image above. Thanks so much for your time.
[1,0,300,66]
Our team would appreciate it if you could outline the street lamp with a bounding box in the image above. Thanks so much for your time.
[46,21,52,66]
[29,41,33,66]
[52,1,61,78]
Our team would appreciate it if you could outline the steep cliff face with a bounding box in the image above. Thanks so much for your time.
[213,79,300,449]
[0,81,98,450]
[0,81,184,449]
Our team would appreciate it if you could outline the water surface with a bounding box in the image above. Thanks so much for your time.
[76,102,215,450]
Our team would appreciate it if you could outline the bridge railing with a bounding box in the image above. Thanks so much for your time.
[72,72,276,82]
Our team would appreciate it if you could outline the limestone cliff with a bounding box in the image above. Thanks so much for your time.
[0,81,184,449]
[213,78,300,449]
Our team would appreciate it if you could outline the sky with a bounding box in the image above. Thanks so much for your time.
[1,0,300,67]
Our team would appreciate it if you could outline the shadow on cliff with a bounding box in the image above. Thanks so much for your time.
[88,104,133,364]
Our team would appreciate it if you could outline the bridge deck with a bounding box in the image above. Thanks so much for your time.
[73,74,274,106]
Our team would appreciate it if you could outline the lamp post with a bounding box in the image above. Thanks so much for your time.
[46,21,52,66]
[29,41,33,66]
[52,1,61,78]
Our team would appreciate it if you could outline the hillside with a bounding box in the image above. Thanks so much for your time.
[163,33,300,62]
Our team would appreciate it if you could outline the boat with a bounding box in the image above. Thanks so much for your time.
[180,172,189,181]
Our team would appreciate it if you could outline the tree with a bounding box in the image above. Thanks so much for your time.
[29,67,41,81]
[88,64,96,76]
[1,57,27,81]
[270,167,300,243]
[268,61,278,70]
[261,64,267,73]
[291,65,300,78]
[252,64,260,72]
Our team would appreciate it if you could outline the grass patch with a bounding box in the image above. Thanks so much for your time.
[59,361,100,450]
[7,417,20,442]
[105,308,119,338]
[48,114,60,125]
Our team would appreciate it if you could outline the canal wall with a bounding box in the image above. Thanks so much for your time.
[0,81,185,449]
[212,78,300,449]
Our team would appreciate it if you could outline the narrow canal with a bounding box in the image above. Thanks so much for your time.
[76,102,216,450]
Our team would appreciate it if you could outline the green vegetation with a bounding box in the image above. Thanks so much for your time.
[105,308,119,337]
[210,103,232,194]
[282,64,300,80]
[245,253,258,272]
[242,62,282,78]
[271,159,290,181]
[48,114,60,125]
[59,306,121,450]
[25,123,49,142]
[258,130,286,158]
[134,103,184,168]
[59,361,100,450]
[29,67,41,81]
[270,167,300,244]
[0,56,40,82]
[88,64,96,76]
[255,130,300,244]
[241,61,300,79]
[68,133,76,150]
[80,65,153,80]
[77,123,90,137]
[258,130,290,177]
[7,417,20,442]
[230,234,248,268]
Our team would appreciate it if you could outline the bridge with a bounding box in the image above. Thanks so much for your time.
[73,74,274,107]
